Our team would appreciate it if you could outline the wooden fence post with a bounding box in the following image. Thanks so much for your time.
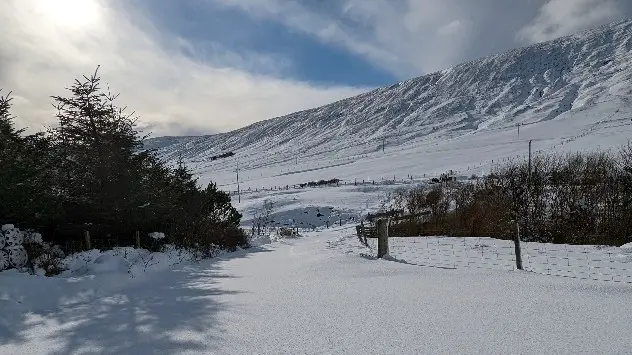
[84,230,91,250]
[514,221,523,270]
[136,231,141,249]
[377,218,389,258]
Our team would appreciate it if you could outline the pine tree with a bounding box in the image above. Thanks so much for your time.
[0,90,23,140]
[0,91,59,226]
[49,67,147,234]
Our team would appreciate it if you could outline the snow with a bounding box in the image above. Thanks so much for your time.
[61,246,207,278]
[0,225,40,271]
[364,236,632,282]
[1,225,15,232]
[4,19,632,354]
[620,242,632,250]
[148,232,166,240]
[88,254,131,274]
[3,228,632,354]
[5,246,28,268]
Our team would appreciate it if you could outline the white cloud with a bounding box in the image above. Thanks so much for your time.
[0,0,366,136]
[210,0,503,76]
[212,0,632,78]
[438,20,471,36]
[518,0,627,43]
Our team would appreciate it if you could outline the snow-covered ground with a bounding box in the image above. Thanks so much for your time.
[3,228,632,354]
[366,236,632,283]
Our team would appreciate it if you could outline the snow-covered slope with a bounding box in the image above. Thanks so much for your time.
[148,19,632,192]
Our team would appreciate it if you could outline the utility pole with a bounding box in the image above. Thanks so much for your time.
[526,139,532,242]
[528,140,532,180]
[517,123,520,138]
[235,160,241,203]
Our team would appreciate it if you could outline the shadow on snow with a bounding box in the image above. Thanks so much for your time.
[0,246,273,354]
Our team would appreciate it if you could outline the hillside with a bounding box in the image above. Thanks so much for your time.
[147,19,632,191]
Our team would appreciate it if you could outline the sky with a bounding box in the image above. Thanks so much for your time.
[1,0,631,137]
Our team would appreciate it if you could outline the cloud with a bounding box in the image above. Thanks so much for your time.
[0,0,366,136]
[210,0,528,76]
[212,0,632,78]
[210,0,464,76]
[438,20,471,36]
[518,0,629,43]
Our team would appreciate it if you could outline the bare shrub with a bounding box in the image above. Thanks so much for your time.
[278,227,296,238]
[394,144,632,246]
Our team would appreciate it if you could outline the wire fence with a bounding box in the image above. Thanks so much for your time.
[225,175,440,196]
[365,236,632,284]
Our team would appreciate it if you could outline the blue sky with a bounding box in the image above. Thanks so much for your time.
[1,0,631,136]
[135,0,397,86]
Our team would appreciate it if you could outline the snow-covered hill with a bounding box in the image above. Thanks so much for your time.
[147,19,632,193]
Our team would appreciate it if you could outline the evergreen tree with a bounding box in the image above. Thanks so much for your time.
[49,66,147,234]
[1,67,247,252]
[0,91,59,227]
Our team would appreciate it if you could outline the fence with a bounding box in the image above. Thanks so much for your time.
[226,175,435,197]
[61,231,163,256]
[358,220,632,284]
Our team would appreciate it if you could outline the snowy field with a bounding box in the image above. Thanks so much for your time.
[364,236,632,283]
[3,228,632,354]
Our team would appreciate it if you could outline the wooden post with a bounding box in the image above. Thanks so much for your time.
[84,230,91,250]
[514,221,523,270]
[135,231,141,249]
[377,218,389,258]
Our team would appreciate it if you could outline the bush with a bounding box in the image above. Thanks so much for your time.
[278,227,297,238]
[25,242,66,276]
[393,148,632,246]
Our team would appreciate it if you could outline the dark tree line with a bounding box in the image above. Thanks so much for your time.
[0,68,247,253]
[210,151,234,161]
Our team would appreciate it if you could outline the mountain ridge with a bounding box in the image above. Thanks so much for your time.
[146,18,632,165]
